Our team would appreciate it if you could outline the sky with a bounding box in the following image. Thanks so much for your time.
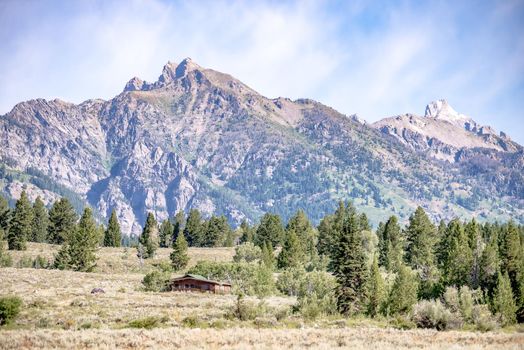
[1,0,523,144]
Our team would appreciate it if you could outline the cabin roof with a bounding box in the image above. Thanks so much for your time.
[171,274,232,286]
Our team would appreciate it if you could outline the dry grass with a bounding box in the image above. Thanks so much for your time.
[1,243,523,349]
[0,327,522,349]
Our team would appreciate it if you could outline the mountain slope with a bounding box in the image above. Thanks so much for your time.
[1,59,522,234]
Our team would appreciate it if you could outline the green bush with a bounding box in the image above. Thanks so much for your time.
[142,270,171,292]
[412,300,453,330]
[181,315,207,328]
[128,316,165,329]
[472,304,498,332]
[17,256,33,268]
[32,255,49,269]
[0,296,22,325]
[233,242,261,263]
[0,253,12,267]
[295,293,337,320]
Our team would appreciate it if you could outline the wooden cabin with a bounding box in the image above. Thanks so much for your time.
[169,274,232,294]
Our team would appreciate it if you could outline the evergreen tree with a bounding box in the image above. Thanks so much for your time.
[103,210,121,247]
[239,220,255,244]
[277,229,305,269]
[159,219,174,248]
[183,209,203,246]
[465,218,483,289]
[47,197,77,244]
[138,212,158,259]
[171,210,185,245]
[31,196,48,243]
[442,219,473,287]
[493,271,517,326]
[359,213,371,232]
[317,214,335,257]
[8,191,33,250]
[0,195,10,235]
[332,211,368,316]
[254,213,284,248]
[261,241,275,270]
[405,207,436,271]
[387,264,419,316]
[54,207,99,272]
[287,210,318,265]
[479,236,499,296]
[200,215,229,247]
[170,232,189,271]
[499,221,521,297]
[367,254,386,317]
[379,216,403,271]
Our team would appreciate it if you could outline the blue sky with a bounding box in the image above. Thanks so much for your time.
[1,0,523,144]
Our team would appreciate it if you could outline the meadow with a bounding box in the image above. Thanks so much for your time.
[0,243,523,349]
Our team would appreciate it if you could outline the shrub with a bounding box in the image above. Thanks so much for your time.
[0,296,22,325]
[32,255,49,269]
[254,316,277,328]
[233,242,261,263]
[443,287,460,313]
[17,256,33,268]
[295,293,337,320]
[412,300,453,330]
[229,294,266,321]
[128,316,164,329]
[472,304,498,332]
[142,270,171,292]
[181,315,207,328]
[0,253,12,267]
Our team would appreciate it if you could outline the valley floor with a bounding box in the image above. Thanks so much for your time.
[0,243,523,349]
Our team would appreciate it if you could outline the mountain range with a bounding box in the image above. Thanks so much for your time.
[1,58,522,235]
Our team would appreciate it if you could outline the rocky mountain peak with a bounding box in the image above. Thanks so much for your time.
[175,57,201,78]
[424,99,470,123]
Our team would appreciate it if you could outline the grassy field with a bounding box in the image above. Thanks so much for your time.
[0,242,523,349]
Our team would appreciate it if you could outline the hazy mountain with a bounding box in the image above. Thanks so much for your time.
[1,58,522,234]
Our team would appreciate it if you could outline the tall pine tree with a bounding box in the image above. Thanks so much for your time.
[378,215,403,271]
[103,210,121,247]
[138,212,158,259]
[159,219,174,248]
[441,219,473,287]
[277,229,305,269]
[254,213,284,248]
[493,271,517,326]
[8,190,33,250]
[31,196,48,243]
[171,210,185,245]
[170,232,189,271]
[47,197,77,244]
[405,207,436,271]
[332,211,368,316]
[0,195,10,236]
[184,209,203,246]
[366,254,386,317]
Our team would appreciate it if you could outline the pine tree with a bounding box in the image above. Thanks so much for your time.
[8,191,33,250]
[239,220,255,244]
[254,213,284,248]
[442,219,473,287]
[54,207,99,272]
[332,211,368,316]
[479,237,499,296]
[317,214,335,257]
[31,196,48,243]
[359,213,371,232]
[286,210,318,266]
[261,241,275,270]
[277,229,305,269]
[103,210,121,247]
[159,219,174,248]
[387,264,419,316]
[170,232,189,271]
[183,209,203,246]
[499,221,521,297]
[405,207,436,271]
[201,215,229,247]
[47,197,77,244]
[171,210,185,245]
[138,212,158,259]
[379,216,403,271]
[493,271,517,326]
[0,195,10,235]
[465,218,483,289]
[367,254,386,317]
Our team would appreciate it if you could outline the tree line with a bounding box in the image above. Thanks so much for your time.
[1,192,523,325]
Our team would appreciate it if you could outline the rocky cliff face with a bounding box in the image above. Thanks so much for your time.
[1,59,523,234]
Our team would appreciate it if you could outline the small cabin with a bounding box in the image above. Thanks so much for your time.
[170,274,232,294]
